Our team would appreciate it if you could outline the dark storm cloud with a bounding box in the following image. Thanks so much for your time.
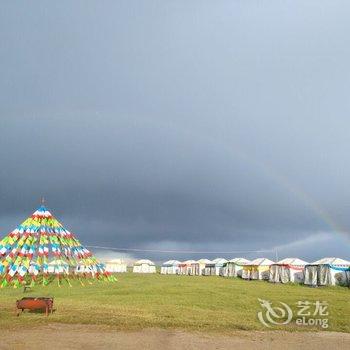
[1,1,350,261]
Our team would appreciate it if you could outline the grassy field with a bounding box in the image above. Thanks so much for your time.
[0,273,349,333]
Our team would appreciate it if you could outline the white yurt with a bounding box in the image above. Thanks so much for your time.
[221,258,251,277]
[132,259,156,273]
[304,257,350,287]
[105,259,127,273]
[192,259,212,275]
[269,258,308,284]
[203,258,227,276]
[178,260,196,275]
[74,262,102,276]
[242,258,274,280]
[160,260,181,274]
[47,259,69,274]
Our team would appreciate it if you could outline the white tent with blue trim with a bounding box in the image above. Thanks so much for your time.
[304,257,350,287]
[203,258,227,276]
[160,260,180,274]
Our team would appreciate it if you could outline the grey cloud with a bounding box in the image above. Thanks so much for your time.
[0,1,350,261]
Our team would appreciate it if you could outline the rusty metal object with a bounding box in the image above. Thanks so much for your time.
[16,297,54,316]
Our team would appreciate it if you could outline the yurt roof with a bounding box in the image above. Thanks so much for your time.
[196,258,212,264]
[212,258,227,264]
[182,260,196,265]
[277,258,308,265]
[228,257,250,264]
[250,258,275,266]
[134,259,155,266]
[162,260,181,266]
[106,259,124,264]
[311,257,350,265]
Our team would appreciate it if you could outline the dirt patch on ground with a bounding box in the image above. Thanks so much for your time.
[1,324,349,350]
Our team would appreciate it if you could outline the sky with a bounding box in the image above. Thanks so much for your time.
[1,1,350,263]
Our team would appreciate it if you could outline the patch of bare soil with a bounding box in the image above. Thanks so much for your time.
[1,324,349,350]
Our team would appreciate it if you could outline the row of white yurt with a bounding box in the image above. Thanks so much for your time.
[160,258,228,276]
[29,259,96,275]
[131,256,350,286]
[103,259,157,274]
[37,256,350,286]
[162,259,221,276]
[219,256,350,287]
[104,259,157,274]
[267,257,350,286]
[28,259,109,275]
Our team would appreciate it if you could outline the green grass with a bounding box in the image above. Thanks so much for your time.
[0,273,349,333]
